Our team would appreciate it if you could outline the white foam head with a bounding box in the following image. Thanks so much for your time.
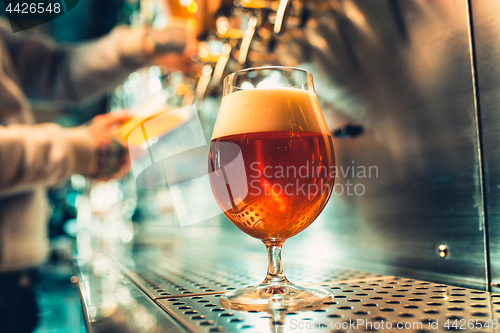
[211,88,330,139]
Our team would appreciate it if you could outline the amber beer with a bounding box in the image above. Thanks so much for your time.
[209,88,335,241]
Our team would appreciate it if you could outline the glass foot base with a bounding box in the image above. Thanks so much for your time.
[219,282,333,312]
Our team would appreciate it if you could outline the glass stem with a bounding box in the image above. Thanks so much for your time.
[264,242,288,284]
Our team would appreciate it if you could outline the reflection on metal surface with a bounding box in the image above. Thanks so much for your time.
[267,0,487,288]
[75,256,187,333]
[469,0,500,293]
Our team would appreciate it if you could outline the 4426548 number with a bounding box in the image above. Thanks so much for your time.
[6,2,62,14]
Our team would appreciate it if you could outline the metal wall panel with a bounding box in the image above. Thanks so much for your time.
[470,0,500,292]
[138,0,488,289]
[259,0,486,288]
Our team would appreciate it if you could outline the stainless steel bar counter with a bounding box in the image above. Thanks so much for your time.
[73,229,500,333]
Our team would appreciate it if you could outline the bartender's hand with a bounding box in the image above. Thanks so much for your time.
[88,112,132,180]
[142,20,199,72]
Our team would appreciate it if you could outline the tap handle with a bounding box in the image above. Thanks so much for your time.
[332,123,364,139]
[238,16,258,64]
[194,64,213,101]
[211,43,233,87]
[274,0,292,35]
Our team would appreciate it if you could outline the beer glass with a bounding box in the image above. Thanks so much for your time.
[209,66,335,311]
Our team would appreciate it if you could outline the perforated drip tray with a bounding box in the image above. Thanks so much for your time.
[119,251,381,300]
[118,253,500,333]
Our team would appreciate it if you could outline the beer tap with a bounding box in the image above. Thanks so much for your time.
[237,16,258,64]
[213,13,262,65]
[272,0,308,35]
[194,39,234,94]
[235,0,272,27]
[211,43,233,86]
[194,64,213,101]
[273,0,290,35]
[236,0,308,36]
[332,123,364,139]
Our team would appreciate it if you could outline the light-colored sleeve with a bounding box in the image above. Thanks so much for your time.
[0,24,149,102]
[0,124,94,197]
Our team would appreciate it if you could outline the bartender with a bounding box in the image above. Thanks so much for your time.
[0,19,197,332]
